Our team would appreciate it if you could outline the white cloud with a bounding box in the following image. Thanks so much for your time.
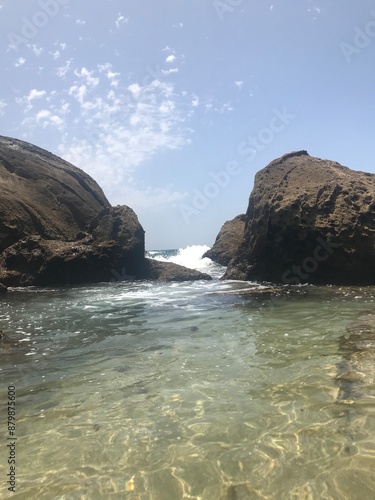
[159,100,175,114]
[192,95,199,107]
[161,68,179,75]
[27,44,43,56]
[128,83,142,99]
[76,19,86,25]
[27,89,47,101]
[218,101,233,113]
[0,100,7,116]
[50,50,61,60]
[21,109,64,129]
[166,55,176,63]
[57,102,70,115]
[68,84,87,104]
[57,74,193,205]
[56,59,73,78]
[15,57,26,67]
[12,57,194,210]
[35,110,63,127]
[98,63,120,87]
[235,81,244,90]
[205,99,233,114]
[115,13,128,29]
[307,2,324,19]
[74,67,99,87]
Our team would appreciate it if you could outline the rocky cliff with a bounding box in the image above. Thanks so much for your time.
[0,136,211,287]
[224,151,375,285]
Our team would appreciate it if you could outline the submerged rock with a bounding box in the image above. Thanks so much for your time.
[225,151,375,285]
[0,136,210,285]
[336,311,375,403]
[203,214,245,266]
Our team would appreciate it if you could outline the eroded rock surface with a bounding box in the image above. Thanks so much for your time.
[225,151,375,285]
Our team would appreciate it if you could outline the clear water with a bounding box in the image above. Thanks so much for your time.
[1,247,375,499]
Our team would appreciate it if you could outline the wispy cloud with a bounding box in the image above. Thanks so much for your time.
[115,13,128,29]
[27,89,47,101]
[0,100,7,116]
[14,57,26,67]
[13,53,197,209]
[306,1,324,19]
[27,44,44,57]
[98,63,120,87]
[35,110,64,128]
[50,50,61,60]
[205,99,234,114]
[56,59,73,78]
[15,89,48,113]
[161,68,179,75]
[110,184,188,210]
[50,64,195,205]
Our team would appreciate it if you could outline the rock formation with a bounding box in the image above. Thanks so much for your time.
[224,151,375,285]
[0,136,211,286]
[203,214,245,266]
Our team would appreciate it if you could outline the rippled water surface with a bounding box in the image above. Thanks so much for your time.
[1,276,375,499]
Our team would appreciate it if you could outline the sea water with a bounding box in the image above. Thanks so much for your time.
[0,246,375,499]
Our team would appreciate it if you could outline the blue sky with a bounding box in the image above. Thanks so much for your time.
[1,0,375,249]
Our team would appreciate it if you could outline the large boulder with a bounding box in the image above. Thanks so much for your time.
[224,151,375,285]
[0,136,211,285]
[0,135,109,251]
[203,214,245,266]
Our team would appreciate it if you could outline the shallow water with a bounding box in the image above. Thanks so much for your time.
[1,272,375,498]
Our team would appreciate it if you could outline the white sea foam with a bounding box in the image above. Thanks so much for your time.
[148,245,226,278]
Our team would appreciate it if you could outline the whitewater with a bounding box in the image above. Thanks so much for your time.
[0,245,375,499]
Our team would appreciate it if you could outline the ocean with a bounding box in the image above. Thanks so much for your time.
[1,245,375,499]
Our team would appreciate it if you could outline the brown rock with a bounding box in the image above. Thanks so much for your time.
[0,136,212,285]
[203,214,245,266]
[224,151,375,285]
[139,258,212,282]
[0,135,109,251]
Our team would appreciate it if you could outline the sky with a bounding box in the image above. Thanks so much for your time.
[1,0,375,249]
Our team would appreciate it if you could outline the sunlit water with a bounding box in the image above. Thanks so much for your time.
[1,247,375,499]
